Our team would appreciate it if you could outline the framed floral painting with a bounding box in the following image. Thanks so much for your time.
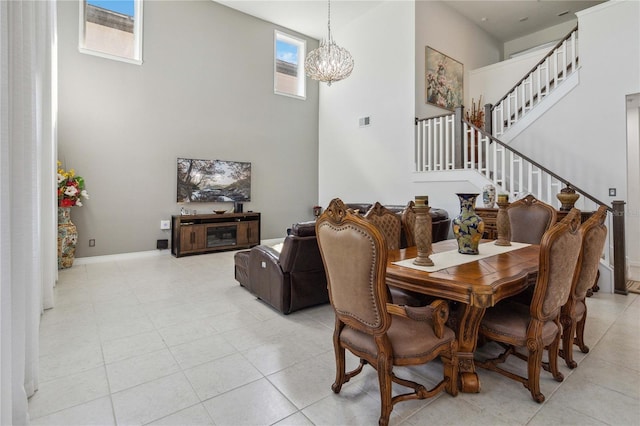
[425,46,463,111]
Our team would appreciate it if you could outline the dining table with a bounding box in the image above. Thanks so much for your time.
[386,239,540,393]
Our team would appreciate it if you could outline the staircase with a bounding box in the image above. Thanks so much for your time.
[415,27,585,207]
[491,27,578,139]
[414,26,627,294]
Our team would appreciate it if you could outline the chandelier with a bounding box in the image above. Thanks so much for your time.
[305,0,354,86]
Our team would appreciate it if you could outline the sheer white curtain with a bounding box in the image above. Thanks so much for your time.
[0,0,57,424]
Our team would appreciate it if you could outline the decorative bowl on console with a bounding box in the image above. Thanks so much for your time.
[214,210,227,214]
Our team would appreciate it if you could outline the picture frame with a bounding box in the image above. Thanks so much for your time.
[425,46,463,111]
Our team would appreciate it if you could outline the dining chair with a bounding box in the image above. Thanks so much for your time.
[476,208,583,403]
[365,202,429,307]
[560,205,608,368]
[364,202,403,250]
[401,200,417,247]
[316,198,458,426]
[507,194,557,244]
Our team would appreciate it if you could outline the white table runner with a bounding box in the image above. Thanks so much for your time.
[393,241,531,273]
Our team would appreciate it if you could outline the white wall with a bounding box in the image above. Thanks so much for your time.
[57,1,320,257]
[317,0,509,220]
[468,48,547,107]
[318,1,416,206]
[415,1,502,119]
[318,0,503,220]
[626,93,640,281]
[504,20,577,59]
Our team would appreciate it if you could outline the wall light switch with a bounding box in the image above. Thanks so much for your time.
[160,220,171,230]
[608,188,616,197]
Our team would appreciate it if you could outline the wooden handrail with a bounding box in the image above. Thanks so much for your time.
[492,26,578,110]
[415,112,454,124]
[465,119,612,211]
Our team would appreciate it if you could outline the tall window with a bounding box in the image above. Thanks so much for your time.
[274,30,306,99]
[79,0,143,64]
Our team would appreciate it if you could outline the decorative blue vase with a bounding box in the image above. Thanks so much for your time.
[452,193,485,255]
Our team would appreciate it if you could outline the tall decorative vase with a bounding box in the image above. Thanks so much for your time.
[58,207,78,269]
[495,195,511,246]
[452,193,485,255]
[413,201,434,266]
[482,184,496,208]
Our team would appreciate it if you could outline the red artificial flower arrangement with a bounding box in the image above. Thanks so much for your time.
[57,161,89,207]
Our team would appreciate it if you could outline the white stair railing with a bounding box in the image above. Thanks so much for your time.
[414,113,456,172]
[415,112,599,211]
[491,27,578,138]
[463,121,572,209]
[414,113,627,294]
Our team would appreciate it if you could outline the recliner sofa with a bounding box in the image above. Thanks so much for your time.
[234,221,329,314]
[234,203,450,314]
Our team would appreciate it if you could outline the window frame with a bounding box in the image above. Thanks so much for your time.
[274,30,306,100]
[78,0,144,65]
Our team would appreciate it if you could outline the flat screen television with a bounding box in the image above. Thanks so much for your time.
[177,158,251,203]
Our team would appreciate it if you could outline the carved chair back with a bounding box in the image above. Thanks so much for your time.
[364,202,402,251]
[560,205,608,368]
[508,194,557,244]
[401,201,416,247]
[317,198,390,333]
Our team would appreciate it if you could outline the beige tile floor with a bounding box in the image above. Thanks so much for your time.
[29,249,640,425]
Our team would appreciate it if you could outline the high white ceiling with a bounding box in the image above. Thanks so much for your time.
[444,0,605,42]
[215,0,605,42]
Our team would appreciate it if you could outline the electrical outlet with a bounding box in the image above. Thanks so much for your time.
[89,239,95,247]
[160,220,171,230]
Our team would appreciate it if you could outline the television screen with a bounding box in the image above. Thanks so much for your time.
[177,158,251,203]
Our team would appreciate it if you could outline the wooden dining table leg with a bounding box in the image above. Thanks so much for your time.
[454,304,486,393]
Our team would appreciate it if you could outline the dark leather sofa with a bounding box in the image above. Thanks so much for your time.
[234,203,450,314]
[346,203,451,244]
[234,221,329,314]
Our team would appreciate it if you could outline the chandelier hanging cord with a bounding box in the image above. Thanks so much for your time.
[327,0,332,44]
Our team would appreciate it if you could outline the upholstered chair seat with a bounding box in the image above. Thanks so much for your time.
[480,301,560,347]
[340,309,456,362]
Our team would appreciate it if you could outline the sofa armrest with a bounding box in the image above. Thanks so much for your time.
[250,244,281,263]
[247,245,291,313]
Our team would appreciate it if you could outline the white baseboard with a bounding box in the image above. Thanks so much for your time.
[74,238,286,265]
[596,261,614,294]
[74,249,171,264]
[627,259,640,281]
